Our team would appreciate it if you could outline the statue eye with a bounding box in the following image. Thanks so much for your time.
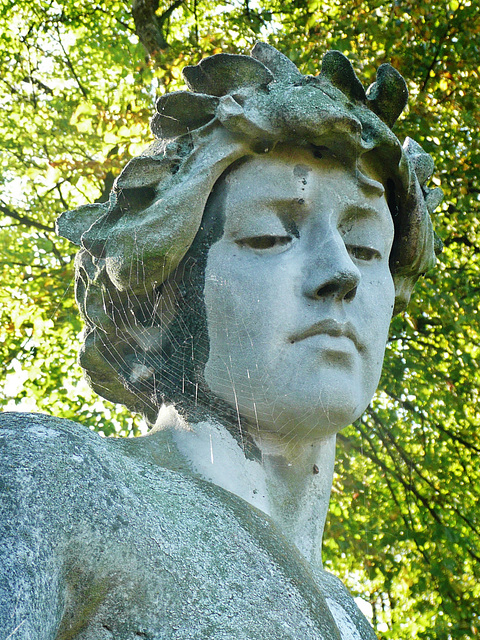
[347,245,381,261]
[236,235,292,251]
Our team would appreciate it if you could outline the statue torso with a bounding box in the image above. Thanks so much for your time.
[0,413,376,640]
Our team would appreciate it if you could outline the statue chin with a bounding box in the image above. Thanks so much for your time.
[205,364,373,443]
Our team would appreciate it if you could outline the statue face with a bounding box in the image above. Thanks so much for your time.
[203,147,395,441]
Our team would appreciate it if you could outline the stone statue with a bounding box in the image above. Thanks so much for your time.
[0,43,442,639]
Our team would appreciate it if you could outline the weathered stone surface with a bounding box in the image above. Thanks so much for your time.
[3,44,444,640]
[0,412,375,639]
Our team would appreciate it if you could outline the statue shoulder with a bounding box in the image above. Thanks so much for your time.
[0,411,106,505]
[0,414,363,639]
[0,411,107,465]
[0,412,233,638]
[0,411,207,523]
[315,569,378,640]
[0,411,253,535]
[0,411,125,520]
[0,412,106,638]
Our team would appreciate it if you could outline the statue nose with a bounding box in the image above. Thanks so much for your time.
[312,270,359,301]
[303,236,361,302]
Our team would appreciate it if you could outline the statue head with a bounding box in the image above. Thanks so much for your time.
[57,43,442,430]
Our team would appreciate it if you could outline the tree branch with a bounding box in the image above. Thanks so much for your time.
[0,262,49,269]
[0,202,55,233]
[366,409,480,539]
[55,183,69,210]
[55,24,89,98]
[442,234,477,249]
[22,75,53,95]
[342,425,480,564]
[420,10,459,94]
[132,0,184,57]
[45,232,67,266]
[366,408,440,494]
[339,430,480,609]
[96,171,116,203]
[384,389,480,454]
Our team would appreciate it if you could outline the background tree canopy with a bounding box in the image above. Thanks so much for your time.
[1,0,478,637]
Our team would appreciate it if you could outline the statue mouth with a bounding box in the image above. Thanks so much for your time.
[288,319,363,351]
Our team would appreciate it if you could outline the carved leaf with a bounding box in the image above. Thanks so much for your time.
[366,64,408,128]
[183,53,274,97]
[151,91,218,138]
[251,42,303,83]
[321,50,366,102]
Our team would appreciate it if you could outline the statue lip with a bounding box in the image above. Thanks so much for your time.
[289,319,363,351]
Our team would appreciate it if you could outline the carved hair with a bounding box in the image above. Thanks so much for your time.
[57,43,442,422]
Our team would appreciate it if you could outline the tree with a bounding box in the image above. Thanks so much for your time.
[1,1,479,637]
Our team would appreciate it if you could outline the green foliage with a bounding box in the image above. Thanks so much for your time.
[1,0,479,636]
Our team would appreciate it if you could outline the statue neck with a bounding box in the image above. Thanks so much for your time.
[159,411,336,570]
[257,433,336,569]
